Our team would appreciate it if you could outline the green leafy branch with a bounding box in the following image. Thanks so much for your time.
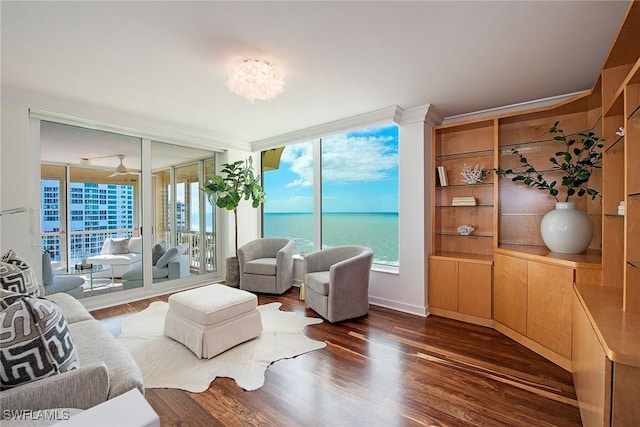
[202,157,265,256]
[495,121,603,203]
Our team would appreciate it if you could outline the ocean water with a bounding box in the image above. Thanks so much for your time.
[263,212,398,266]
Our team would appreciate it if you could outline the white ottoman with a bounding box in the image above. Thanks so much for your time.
[164,284,263,359]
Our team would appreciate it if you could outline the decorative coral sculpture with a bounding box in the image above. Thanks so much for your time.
[461,164,486,185]
[457,225,475,236]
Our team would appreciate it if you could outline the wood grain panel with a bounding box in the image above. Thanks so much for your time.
[602,215,625,288]
[602,64,634,113]
[435,234,493,256]
[493,253,527,334]
[603,141,625,214]
[624,263,640,313]
[499,214,546,246]
[627,197,640,263]
[437,122,494,156]
[527,262,574,359]
[428,258,458,312]
[498,111,588,147]
[458,262,492,319]
[575,267,602,286]
[572,292,610,427]
[612,363,640,426]
[627,104,640,194]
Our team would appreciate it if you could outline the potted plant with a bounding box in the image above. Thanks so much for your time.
[495,121,603,254]
[202,157,265,286]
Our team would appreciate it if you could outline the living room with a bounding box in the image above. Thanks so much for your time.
[2,1,639,426]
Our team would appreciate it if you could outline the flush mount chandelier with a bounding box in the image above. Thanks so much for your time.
[226,59,285,102]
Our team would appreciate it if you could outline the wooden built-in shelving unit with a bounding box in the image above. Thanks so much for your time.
[427,2,640,425]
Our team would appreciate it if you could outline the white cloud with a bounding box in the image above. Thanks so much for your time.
[281,142,314,187]
[280,134,397,187]
[322,134,397,183]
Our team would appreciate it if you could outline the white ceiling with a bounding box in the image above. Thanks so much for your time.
[1,1,630,148]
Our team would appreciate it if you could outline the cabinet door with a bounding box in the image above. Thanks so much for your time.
[493,253,527,334]
[458,262,492,319]
[428,258,458,312]
[527,261,573,358]
[572,292,610,427]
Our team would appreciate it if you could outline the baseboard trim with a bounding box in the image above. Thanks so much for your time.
[369,296,427,317]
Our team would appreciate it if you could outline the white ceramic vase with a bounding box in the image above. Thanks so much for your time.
[540,202,593,254]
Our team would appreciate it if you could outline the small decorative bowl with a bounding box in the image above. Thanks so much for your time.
[457,225,475,235]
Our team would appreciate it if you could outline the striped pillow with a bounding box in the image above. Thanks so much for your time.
[0,293,79,390]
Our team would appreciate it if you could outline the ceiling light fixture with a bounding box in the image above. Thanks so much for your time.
[226,59,285,102]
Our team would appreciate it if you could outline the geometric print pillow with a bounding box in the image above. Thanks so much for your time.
[1,250,40,296]
[0,293,79,390]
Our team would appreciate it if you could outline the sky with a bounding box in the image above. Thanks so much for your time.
[263,124,399,213]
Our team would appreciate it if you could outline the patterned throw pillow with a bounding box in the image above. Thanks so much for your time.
[0,293,79,390]
[0,250,40,296]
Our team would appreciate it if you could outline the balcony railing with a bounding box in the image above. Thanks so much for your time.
[42,229,216,274]
[176,230,216,273]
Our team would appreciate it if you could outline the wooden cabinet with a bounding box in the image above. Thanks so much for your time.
[527,261,573,359]
[572,290,611,427]
[425,4,639,427]
[429,118,495,326]
[493,253,527,334]
[493,249,593,369]
[573,285,640,427]
[428,255,492,326]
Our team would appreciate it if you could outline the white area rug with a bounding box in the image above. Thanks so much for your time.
[117,301,326,392]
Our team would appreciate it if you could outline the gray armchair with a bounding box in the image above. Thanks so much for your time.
[238,238,296,294]
[303,246,373,323]
[42,253,85,298]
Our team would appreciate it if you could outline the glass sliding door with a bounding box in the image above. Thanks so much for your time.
[151,141,217,286]
[40,121,144,298]
[41,164,67,266]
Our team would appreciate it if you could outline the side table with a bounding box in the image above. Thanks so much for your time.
[51,389,159,427]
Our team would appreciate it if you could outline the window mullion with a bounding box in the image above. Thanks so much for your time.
[313,138,322,251]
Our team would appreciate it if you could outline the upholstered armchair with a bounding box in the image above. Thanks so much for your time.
[303,246,373,323]
[42,253,85,298]
[238,238,296,294]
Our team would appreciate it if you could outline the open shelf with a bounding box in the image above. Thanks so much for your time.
[436,182,493,189]
[435,149,493,160]
[435,232,493,238]
[604,134,625,153]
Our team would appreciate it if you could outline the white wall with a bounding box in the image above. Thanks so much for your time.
[1,100,41,268]
[366,105,436,316]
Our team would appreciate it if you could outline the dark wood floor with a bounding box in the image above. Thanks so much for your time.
[92,288,582,427]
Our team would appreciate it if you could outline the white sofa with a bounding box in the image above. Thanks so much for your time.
[87,236,142,278]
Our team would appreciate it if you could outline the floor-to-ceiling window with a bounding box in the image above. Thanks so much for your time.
[262,123,399,266]
[262,141,314,254]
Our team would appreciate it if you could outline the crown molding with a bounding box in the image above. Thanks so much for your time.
[398,104,444,126]
[251,105,402,152]
[4,86,246,152]
[442,91,587,124]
